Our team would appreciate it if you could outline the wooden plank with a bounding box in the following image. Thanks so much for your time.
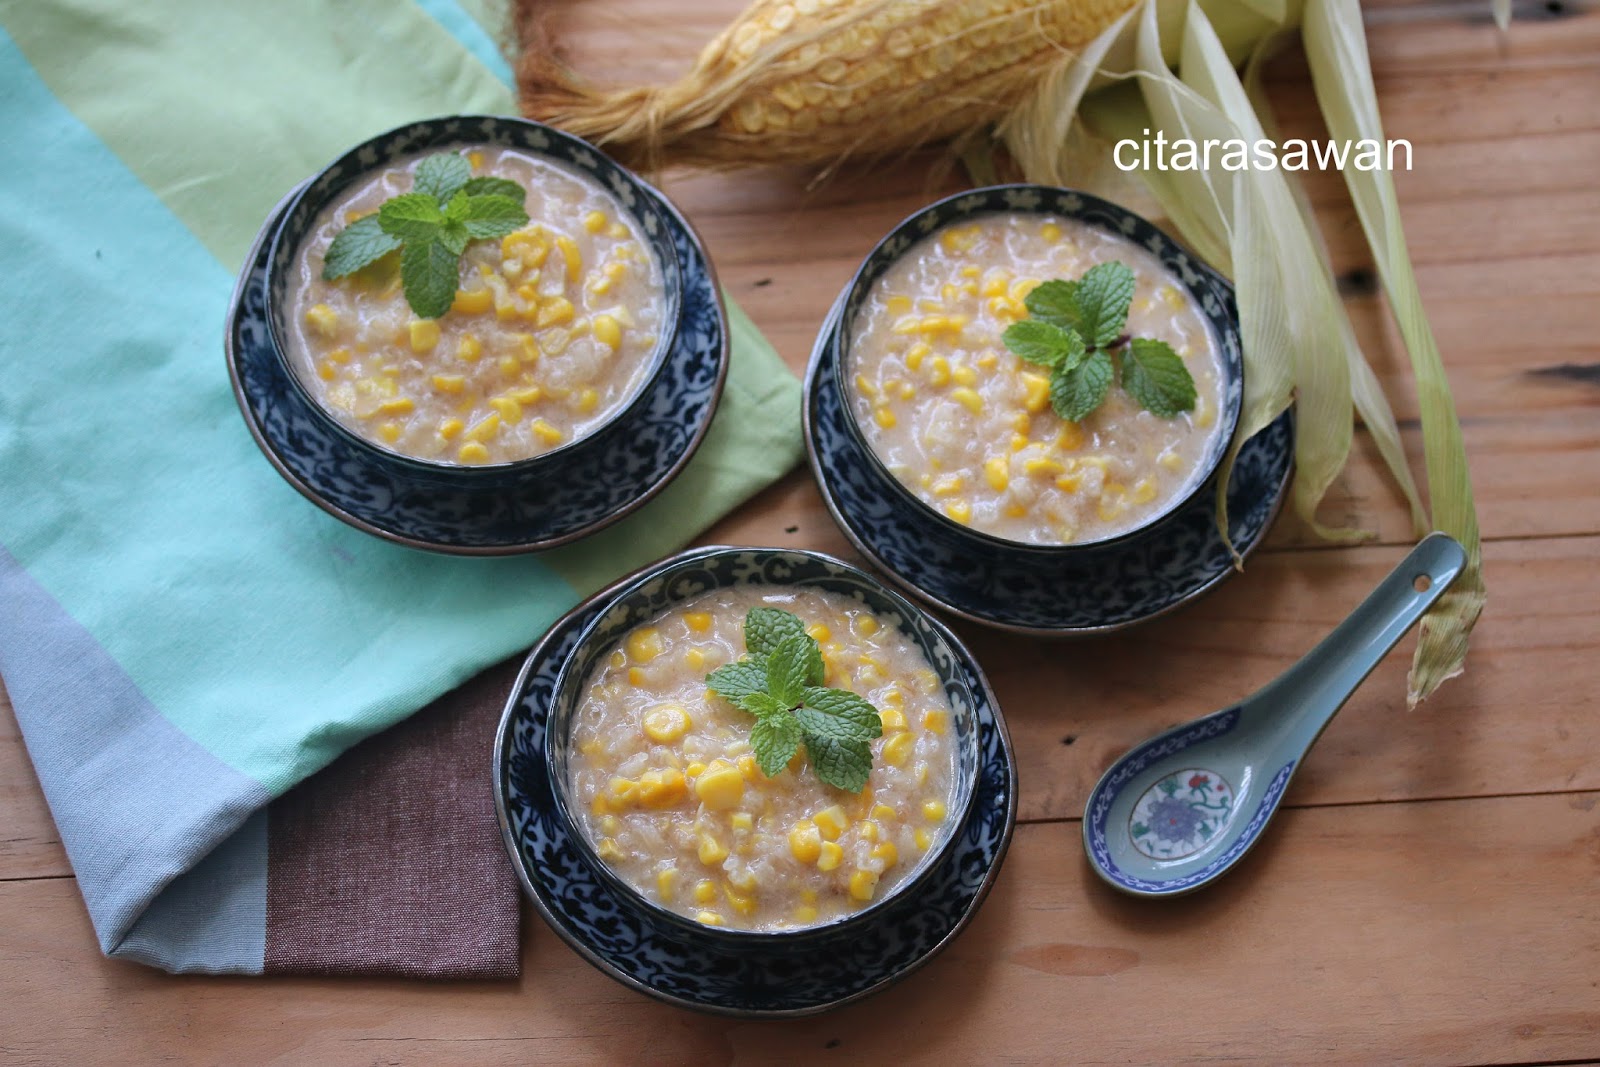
[3,792,1598,1065]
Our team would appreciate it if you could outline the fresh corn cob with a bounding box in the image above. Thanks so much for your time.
[517,0,1138,170]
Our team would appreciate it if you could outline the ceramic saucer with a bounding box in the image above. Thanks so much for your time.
[493,564,1018,1017]
[226,182,727,554]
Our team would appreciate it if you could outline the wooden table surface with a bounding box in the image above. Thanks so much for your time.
[5,1,1598,1062]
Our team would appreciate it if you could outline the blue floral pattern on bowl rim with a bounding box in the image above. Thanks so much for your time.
[225,173,727,554]
[805,291,1295,635]
[831,184,1245,554]
[543,546,983,948]
[264,115,683,482]
[493,545,1019,1017]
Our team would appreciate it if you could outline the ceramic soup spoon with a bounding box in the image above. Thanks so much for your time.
[1082,532,1467,896]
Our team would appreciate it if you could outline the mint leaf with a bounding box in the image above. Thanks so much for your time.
[765,634,813,708]
[399,238,460,319]
[1002,319,1080,370]
[438,219,471,257]
[461,176,527,203]
[736,691,788,717]
[1051,348,1113,422]
[745,608,808,660]
[413,153,471,204]
[378,193,444,243]
[1121,338,1198,417]
[454,194,530,240]
[796,722,873,793]
[1074,261,1137,348]
[750,714,802,778]
[800,687,882,740]
[1023,279,1083,332]
[322,215,402,280]
[706,660,769,702]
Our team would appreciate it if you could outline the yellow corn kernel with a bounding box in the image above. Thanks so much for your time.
[657,867,679,899]
[685,761,706,779]
[737,754,763,780]
[817,840,843,872]
[323,347,351,366]
[465,412,501,443]
[304,303,339,337]
[697,833,729,865]
[853,614,880,640]
[536,298,574,328]
[1040,221,1063,242]
[605,220,629,239]
[848,868,880,902]
[923,709,950,735]
[1160,450,1184,472]
[438,417,464,440]
[884,295,912,317]
[694,762,745,811]
[880,708,907,732]
[983,455,1011,492]
[377,421,401,443]
[922,798,949,822]
[872,407,897,429]
[315,360,337,381]
[377,397,415,416]
[883,731,915,766]
[695,910,724,926]
[944,500,972,524]
[1055,472,1083,493]
[583,210,609,234]
[598,816,621,837]
[904,341,930,372]
[489,396,523,424]
[693,878,718,904]
[1098,492,1128,523]
[429,374,465,395]
[589,792,609,816]
[813,804,848,841]
[789,821,822,863]
[1021,372,1051,414]
[793,904,819,924]
[642,704,691,744]
[465,150,483,170]
[871,841,899,868]
[724,884,758,916]
[587,312,622,350]
[456,441,489,464]
[555,235,581,280]
[606,776,639,805]
[406,320,440,353]
[453,334,481,362]
[853,374,879,399]
[531,419,564,446]
[1196,394,1215,428]
[1133,477,1159,505]
[452,288,492,315]
[1023,457,1066,477]
[858,820,879,842]
[626,628,663,663]
[939,224,978,254]
[980,268,1010,298]
[680,648,707,673]
[913,760,930,787]
[926,355,951,387]
[731,812,754,832]
[914,827,932,851]
[931,474,964,498]
[952,363,978,387]
[950,387,983,414]
[626,667,645,686]
[638,768,688,808]
[805,622,831,643]
[882,687,904,707]
[496,355,520,378]
[595,837,624,863]
[1004,504,1029,519]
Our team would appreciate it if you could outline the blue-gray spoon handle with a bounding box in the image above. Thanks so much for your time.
[1253,532,1468,752]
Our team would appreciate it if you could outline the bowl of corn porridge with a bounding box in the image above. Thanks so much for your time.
[833,185,1243,552]
[544,547,982,946]
[263,116,681,486]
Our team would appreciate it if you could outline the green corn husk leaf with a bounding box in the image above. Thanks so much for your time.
[1302,0,1486,704]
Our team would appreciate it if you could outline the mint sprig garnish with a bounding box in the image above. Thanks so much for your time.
[321,152,531,319]
[1001,261,1197,421]
[705,608,883,791]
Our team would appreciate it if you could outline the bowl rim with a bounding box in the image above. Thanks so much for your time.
[542,543,985,945]
[261,113,683,479]
[829,182,1245,555]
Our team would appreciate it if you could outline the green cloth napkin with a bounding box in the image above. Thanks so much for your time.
[0,0,801,972]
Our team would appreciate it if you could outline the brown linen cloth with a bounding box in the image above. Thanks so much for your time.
[263,659,524,978]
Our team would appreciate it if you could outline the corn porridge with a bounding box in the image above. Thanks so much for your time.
[845,212,1226,544]
[567,587,959,932]
[284,145,667,465]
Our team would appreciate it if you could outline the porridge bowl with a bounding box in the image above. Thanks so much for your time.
[833,185,1243,555]
[263,115,682,488]
[544,546,983,949]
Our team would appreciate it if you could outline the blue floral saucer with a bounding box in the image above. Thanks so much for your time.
[225,181,728,555]
[804,296,1294,635]
[493,553,1019,1017]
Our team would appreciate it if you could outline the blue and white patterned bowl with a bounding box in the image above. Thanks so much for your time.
[494,545,1018,1016]
[227,162,728,554]
[262,115,682,488]
[544,546,983,950]
[831,184,1245,554]
[806,288,1294,635]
